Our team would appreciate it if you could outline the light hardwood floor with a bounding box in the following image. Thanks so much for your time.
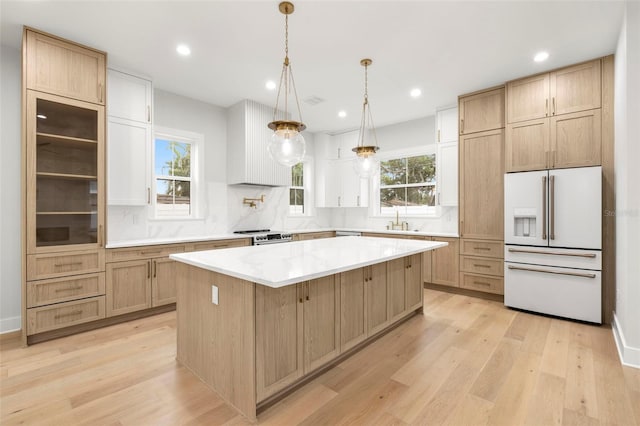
[1,289,638,425]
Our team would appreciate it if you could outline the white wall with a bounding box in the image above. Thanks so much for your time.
[613,1,640,368]
[0,44,22,333]
[328,116,459,234]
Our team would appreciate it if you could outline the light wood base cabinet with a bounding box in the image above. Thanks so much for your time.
[27,296,106,335]
[106,260,151,316]
[459,239,504,295]
[293,231,336,241]
[430,238,459,287]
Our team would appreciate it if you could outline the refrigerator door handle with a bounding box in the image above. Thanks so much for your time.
[507,248,597,258]
[550,175,555,240]
[507,265,596,279]
[542,176,547,240]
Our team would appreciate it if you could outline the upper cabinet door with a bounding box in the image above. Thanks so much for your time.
[459,87,505,135]
[436,107,458,143]
[507,73,549,123]
[25,29,106,105]
[107,69,152,123]
[505,118,550,172]
[550,59,601,116]
[550,109,601,169]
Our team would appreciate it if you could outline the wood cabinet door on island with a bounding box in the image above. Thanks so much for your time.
[304,275,340,373]
[340,268,366,352]
[366,263,389,336]
[405,254,423,310]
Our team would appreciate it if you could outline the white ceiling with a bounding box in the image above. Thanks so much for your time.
[1,1,625,134]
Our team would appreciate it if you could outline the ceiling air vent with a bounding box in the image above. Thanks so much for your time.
[302,95,325,106]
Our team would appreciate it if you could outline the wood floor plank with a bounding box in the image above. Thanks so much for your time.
[1,290,637,426]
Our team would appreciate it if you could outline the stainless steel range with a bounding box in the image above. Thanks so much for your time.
[233,229,293,245]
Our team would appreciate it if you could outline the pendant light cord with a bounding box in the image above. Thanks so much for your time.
[359,62,379,149]
[272,11,304,126]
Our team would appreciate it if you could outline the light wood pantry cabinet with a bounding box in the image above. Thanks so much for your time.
[507,59,601,123]
[22,28,107,343]
[459,87,505,135]
[459,129,505,240]
[24,28,106,105]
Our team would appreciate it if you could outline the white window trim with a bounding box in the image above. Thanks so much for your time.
[370,147,439,218]
[150,126,204,221]
[288,156,314,217]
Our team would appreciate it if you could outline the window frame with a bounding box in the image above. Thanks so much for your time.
[150,126,204,220]
[288,157,314,217]
[371,147,438,217]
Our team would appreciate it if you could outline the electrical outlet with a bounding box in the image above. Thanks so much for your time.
[211,285,219,305]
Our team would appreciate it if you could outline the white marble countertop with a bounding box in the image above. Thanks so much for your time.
[170,236,448,288]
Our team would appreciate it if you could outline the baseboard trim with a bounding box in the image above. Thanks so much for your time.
[0,316,21,334]
[612,312,640,369]
[0,329,22,343]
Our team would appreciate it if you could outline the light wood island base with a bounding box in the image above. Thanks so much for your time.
[175,253,424,421]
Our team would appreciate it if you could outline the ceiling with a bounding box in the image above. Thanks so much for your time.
[0,1,625,134]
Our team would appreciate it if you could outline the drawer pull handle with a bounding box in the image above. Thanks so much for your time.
[141,250,162,255]
[507,265,596,279]
[54,286,83,292]
[54,310,83,319]
[473,281,491,286]
[54,262,83,267]
[473,247,491,251]
[507,248,597,258]
[473,264,491,268]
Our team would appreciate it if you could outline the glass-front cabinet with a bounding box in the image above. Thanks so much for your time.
[27,91,105,252]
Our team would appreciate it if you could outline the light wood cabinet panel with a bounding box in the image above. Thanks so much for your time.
[27,273,104,308]
[340,268,366,352]
[27,250,104,281]
[405,254,423,311]
[387,257,406,322]
[460,239,504,259]
[365,263,389,336]
[255,284,303,402]
[460,255,503,276]
[550,109,602,169]
[303,275,340,373]
[422,250,432,284]
[25,29,106,105]
[507,73,549,123]
[505,118,550,172]
[106,244,186,263]
[459,129,505,240]
[294,231,336,241]
[106,259,151,317]
[186,239,250,252]
[431,238,459,287]
[460,272,504,295]
[27,296,105,335]
[151,257,177,307]
[550,60,601,116]
[459,87,505,135]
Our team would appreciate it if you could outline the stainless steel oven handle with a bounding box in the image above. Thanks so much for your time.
[507,248,596,258]
[507,265,596,279]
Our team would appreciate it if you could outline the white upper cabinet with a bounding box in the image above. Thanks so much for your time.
[316,160,368,208]
[107,69,152,123]
[435,107,458,206]
[107,69,152,205]
[227,100,290,186]
[436,106,458,143]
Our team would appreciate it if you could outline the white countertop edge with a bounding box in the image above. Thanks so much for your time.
[105,233,250,249]
[171,240,448,288]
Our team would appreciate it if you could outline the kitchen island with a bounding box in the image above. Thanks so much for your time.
[170,236,447,420]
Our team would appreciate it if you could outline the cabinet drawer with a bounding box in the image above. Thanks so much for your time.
[106,244,186,262]
[460,273,504,295]
[27,250,104,280]
[460,256,503,276]
[27,296,106,335]
[27,273,105,308]
[460,239,504,258]
[295,231,336,241]
[186,239,250,252]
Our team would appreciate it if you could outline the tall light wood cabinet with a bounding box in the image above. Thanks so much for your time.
[506,59,602,172]
[22,28,107,342]
[459,87,505,135]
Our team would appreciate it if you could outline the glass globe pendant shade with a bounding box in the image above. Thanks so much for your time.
[267,122,306,166]
[352,146,380,178]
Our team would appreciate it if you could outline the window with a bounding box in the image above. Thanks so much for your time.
[289,162,305,215]
[153,128,202,218]
[379,154,436,215]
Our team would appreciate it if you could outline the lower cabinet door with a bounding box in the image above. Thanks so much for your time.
[340,268,366,352]
[405,254,423,311]
[366,263,389,336]
[152,257,177,306]
[431,238,460,287]
[106,259,152,317]
[387,257,406,322]
[27,296,106,335]
[255,284,303,402]
[304,275,340,373]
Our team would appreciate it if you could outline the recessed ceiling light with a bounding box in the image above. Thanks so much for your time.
[338,110,347,118]
[176,44,191,56]
[410,88,422,98]
[265,80,277,90]
[534,51,549,62]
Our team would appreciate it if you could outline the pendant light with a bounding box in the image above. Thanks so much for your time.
[267,1,306,167]
[352,58,380,178]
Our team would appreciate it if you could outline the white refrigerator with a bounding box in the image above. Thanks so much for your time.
[504,166,602,323]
